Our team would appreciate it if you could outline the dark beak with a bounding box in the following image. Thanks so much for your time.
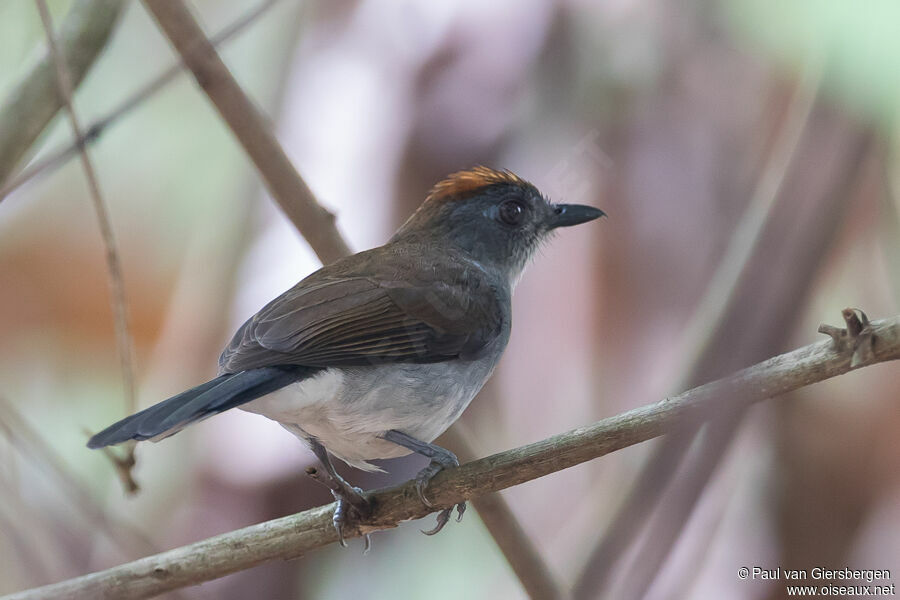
[549,204,606,229]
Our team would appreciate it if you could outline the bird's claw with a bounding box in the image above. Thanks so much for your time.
[413,458,464,535]
[414,462,443,507]
[421,507,450,535]
[420,502,466,535]
[380,432,463,537]
[332,492,349,547]
[330,487,372,551]
[455,500,466,522]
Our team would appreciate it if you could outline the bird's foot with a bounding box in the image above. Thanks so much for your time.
[380,430,466,536]
[381,429,466,535]
[306,465,372,550]
[331,486,372,551]
[414,457,466,536]
[421,500,466,536]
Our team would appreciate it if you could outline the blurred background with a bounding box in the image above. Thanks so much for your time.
[1,0,899,598]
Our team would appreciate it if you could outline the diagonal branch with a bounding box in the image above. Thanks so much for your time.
[0,0,124,185]
[5,311,899,600]
[141,0,351,265]
[0,0,283,201]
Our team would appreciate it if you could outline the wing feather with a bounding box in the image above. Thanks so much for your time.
[218,247,504,373]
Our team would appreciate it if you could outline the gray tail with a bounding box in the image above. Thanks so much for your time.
[87,366,318,449]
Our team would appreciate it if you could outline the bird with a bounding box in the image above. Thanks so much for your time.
[87,166,604,543]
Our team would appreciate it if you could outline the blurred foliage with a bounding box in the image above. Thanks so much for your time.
[723,0,900,130]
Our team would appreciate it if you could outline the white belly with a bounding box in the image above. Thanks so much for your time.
[240,359,495,471]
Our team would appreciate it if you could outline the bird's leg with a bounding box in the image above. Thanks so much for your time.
[308,439,371,549]
[382,429,466,535]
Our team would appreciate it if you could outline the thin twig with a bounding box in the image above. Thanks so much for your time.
[0,0,124,186]
[35,0,138,494]
[0,0,283,201]
[142,0,352,265]
[4,311,899,600]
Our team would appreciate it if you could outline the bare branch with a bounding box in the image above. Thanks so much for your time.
[0,0,124,185]
[0,0,283,201]
[142,0,352,265]
[35,0,139,494]
[6,312,899,600]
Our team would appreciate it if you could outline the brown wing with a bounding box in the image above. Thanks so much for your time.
[218,247,505,374]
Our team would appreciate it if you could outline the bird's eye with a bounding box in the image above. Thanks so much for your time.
[497,199,525,226]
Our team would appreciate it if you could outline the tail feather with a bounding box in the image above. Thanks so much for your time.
[87,366,316,449]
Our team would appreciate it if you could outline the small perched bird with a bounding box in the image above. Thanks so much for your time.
[88,166,603,542]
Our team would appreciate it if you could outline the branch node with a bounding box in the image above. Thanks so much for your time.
[106,446,140,495]
[817,323,846,346]
[842,307,868,337]
[305,466,337,495]
[86,427,140,494]
[819,308,876,368]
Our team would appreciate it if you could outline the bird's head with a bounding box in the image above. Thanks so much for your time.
[393,166,604,282]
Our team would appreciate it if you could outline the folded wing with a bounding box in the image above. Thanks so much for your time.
[218,249,505,373]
